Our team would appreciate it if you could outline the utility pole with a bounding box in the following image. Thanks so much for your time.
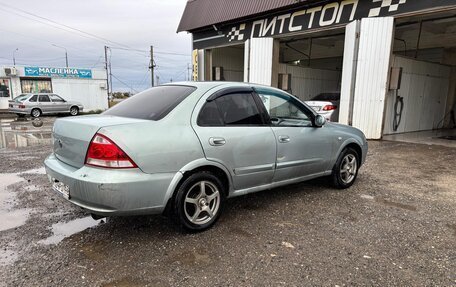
[52,44,68,68]
[156,75,160,86]
[187,63,191,81]
[13,48,18,66]
[104,46,110,102]
[150,46,156,87]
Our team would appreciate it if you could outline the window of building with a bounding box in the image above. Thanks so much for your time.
[21,79,52,93]
[0,79,11,98]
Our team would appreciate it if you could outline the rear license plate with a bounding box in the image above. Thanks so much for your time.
[52,181,70,199]
[310,106,321,111]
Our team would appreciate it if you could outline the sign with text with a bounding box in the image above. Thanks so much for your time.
[193,0,455,49]
[24,67,93,79]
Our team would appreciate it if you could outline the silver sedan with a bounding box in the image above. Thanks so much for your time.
[9,93,83,118]
[44,82,367,231]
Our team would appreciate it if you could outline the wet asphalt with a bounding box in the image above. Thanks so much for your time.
[0,116,455,286]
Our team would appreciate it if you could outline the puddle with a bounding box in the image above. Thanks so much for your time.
[0,173,32,232]
[0,118,53,149]
[38,216,101,245]
[21,167,46,175]
[375,198,417,211]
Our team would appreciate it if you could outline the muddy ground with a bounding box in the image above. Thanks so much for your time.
[0,117,455,286]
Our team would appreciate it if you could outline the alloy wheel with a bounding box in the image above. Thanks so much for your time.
[339,154,357,184]
[183,180,220,225]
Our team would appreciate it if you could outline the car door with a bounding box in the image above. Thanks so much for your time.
[192,87,276,191]
[38,94,53,113]
[49,94,69,113]
[254,87,334,183]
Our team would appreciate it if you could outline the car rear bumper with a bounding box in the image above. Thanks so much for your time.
[8,108,30,115]
[44,153,176,216]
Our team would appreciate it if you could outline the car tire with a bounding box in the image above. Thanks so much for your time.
[174,171,225,232]
[332,147,360,189]
[69,106,79,116]
[31,108,41,118]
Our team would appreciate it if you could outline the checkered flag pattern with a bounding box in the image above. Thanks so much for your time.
[368,0,407,17]
[227,23,246,42]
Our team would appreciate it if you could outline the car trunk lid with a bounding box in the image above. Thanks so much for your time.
[53,115,148,168]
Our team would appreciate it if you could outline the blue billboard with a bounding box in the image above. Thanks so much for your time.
[24,67,92,79]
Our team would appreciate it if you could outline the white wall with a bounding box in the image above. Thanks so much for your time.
[383,56,451,135]
[351,17,395,139]
[248,38,276,86]
[212,46,244,82]
[339,20,360,125]
[52,78,108,111]
[278,64,341,101]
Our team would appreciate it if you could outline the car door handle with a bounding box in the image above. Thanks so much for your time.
[209,137,226,146]
[278,135,290,143]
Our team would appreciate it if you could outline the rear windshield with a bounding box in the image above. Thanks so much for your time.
[312,93,340,101]
[103,85,196,120]
[13,94,30,103]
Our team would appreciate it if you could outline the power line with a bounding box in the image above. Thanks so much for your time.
[0,2,134,49]
[111,74,139,93]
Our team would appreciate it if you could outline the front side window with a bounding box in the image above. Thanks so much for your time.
[29,95,38,102]
[38,95,50,102]
[50,94,65,102]
[103,85,196,120]
[255,88,313,127]
[198,93,264,126]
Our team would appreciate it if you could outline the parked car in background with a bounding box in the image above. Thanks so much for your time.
[305,92,340,122]
[9,93,83,118]
[44,82,367,231]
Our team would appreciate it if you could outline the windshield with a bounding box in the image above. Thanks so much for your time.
[13,94,30,103]
[103,85,196,120]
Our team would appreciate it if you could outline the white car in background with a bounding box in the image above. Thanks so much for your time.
[305,92,340,122]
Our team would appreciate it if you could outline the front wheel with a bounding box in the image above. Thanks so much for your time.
[69,106,79,116]
[332,148,359,189]
[174,172,225,231]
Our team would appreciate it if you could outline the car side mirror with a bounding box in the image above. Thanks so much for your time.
[314,115,326,127]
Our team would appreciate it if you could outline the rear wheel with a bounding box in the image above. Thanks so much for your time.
[31,108,41,118]
[174,171,224,231]
[332,147,359,189]
[69,106,79,116]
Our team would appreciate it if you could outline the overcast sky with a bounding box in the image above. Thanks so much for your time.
[0,0,192,92]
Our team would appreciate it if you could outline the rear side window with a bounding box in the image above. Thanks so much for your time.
[198,93,264,126]
[39,95,50,102]
[13,94,29,103]
[104,86,196,120]
[29,95,38,102]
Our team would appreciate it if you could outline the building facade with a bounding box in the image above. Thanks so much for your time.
[179,0,456,139]
[0,66,109,111]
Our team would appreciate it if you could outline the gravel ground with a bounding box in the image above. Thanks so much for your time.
[0,117,455,286]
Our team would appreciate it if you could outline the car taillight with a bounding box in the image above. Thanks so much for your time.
[18,105,26,109]
[322,105,337,111]
[85,133,137,169]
